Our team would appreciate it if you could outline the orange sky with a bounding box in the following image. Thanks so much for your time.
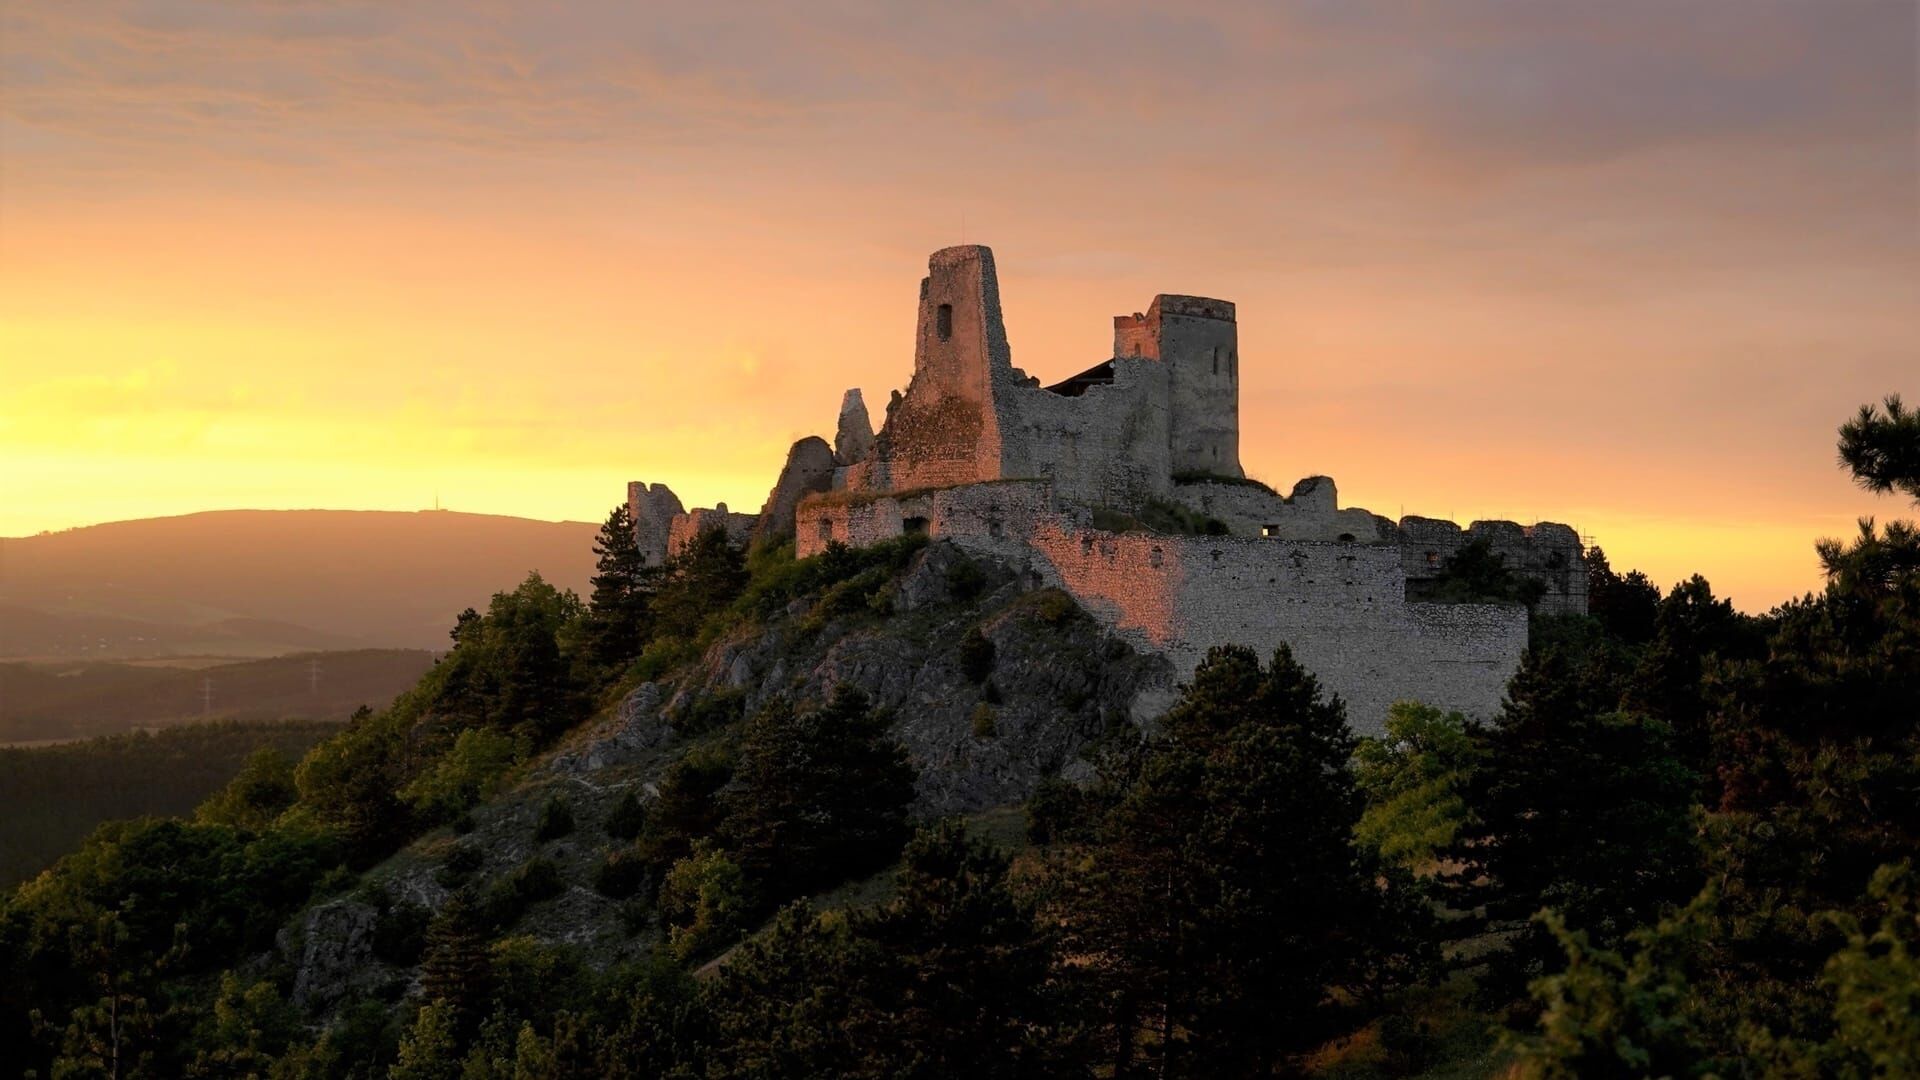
[2,1,1915,611]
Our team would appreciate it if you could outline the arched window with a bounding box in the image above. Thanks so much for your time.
[936,304,953,341]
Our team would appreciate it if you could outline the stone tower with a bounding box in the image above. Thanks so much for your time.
[1113,294,1242,478]
[858,245,1014,492]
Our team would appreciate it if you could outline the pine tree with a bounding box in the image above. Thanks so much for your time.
[1051,645,1424,1077]
[722,686,916,905]
[418,895,493,1041]
[1451,643,1700,1001]
[581,504,655,673]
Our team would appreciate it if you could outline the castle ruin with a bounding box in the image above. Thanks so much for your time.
[629,246,1585,732]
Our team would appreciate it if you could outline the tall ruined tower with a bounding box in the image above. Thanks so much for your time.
[856,245,1014,491]
[1113,295,1242,477]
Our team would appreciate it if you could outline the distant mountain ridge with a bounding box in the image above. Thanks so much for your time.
[0,509,599,658]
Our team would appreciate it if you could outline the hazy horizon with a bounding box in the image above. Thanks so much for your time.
[4,1,1915,612]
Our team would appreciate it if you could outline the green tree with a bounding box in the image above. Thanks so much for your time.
[1450,644,1699,999]
[1838,393,1920,503]
[399,728,521,823]
[1584,545,1660,645]
[578,504,656,675]
[1353,701,1481,873]
[722,686,916,905]
[194,747,299,831]
[184,972,301,1077]
[650,527,748,643]
[418,895,493,1039]
[1051,645,1426,1077]
[430,573,585,743]
[294,706,414,858]
[389,1000,461,1080]
[1418,539,1547,606]
[660,843,749,964]
[1507,891,1729,1079]
[840,822,1072,1076]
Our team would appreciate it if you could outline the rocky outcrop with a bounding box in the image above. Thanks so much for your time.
[753,436,837,544]
[289,899,378,1008]
[566,541,1171,816]
[834,389,875,465]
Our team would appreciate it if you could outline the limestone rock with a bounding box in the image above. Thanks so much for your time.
[290,899,377,1008]
[834,389,875,465]
[753,436,837,544]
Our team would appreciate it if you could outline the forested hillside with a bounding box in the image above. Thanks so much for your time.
[0,720,344,888]
[2,398,1913,1078]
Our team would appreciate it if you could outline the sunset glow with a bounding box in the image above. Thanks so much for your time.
[3,2,1913,611]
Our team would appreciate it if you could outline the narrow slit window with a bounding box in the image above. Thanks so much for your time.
[936,304,953,341]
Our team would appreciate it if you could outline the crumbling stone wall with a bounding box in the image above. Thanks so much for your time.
[1393,517,1589,615]
[1171,475,1390,542]
[667,504,756,556]
[627,481,686,568]
[996,356,1173,508]
[796,481,1053,559]
[754,436,836,544]
[853,245,1013,493]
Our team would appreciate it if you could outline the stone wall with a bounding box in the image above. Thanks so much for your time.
[795,481,1528,733]
[667,505,756,556]
[964,520,1527,733]
[796,481,1054,559]
[1394,517,1589,616]
[996,356,1172,508]
[1170,476,1390,542]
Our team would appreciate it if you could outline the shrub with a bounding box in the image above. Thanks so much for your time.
[604,789,646,840]
[371,900,431,966]
[1027,589,1079,627]
[958,626,997,682]
[946,556,987,600]
[672,688,746,738]
[436,842,484,889]
[483,857,565,930]
[661,844,748,964]
[534,795,574,842]
[594,848,651,900]
[971,702,998,739]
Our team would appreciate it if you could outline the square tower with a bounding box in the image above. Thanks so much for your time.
[1113,294,1241,478]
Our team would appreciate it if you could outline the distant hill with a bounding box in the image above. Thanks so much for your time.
[0,649,438,745]
[0,509,598,659]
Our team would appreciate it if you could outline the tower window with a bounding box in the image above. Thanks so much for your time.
[1212,346,1221,375]
[936,304,953,341]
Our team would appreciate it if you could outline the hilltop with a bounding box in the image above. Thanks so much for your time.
[0,509,598,659]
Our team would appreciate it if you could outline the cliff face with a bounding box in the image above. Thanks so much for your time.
[287,540,1172,1010]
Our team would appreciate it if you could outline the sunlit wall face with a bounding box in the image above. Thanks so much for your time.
[2,1,1914,611]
